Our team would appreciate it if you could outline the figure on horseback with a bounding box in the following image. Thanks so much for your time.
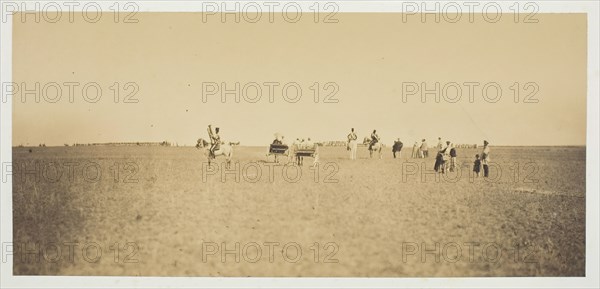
[199,124,233,167]
[207,124,220,159]
[368,129,383,159]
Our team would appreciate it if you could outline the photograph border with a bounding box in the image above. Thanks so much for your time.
[1,1,598,288]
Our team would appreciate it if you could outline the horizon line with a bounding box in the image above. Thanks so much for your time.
[12,144,587,148]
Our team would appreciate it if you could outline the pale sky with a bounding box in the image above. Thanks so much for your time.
[12,13,587,146]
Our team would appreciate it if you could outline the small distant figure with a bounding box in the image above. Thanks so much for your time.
[411,141,419,158]
[272,133,283,145]
[305,137,314,148]
[297,138,316,166]
[348,128,358,160]
[449,143,458,172]
[434,141,450,173]
[290,138,301,162]
[392,138,403,159]
[481,140,491,177]
[436,137,443,150]
[420,139,428,158]
[473,154,481,177]
[297,139,306,165]
[442,141,451,172]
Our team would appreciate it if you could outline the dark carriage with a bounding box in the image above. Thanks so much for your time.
[267,143,290,163]
[293,144,319,165]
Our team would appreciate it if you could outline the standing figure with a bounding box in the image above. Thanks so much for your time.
[411,141,419,158]
[481,140,491,177]
[420,139,429,158]
[392,138,403,159]
[433,141,445,173]
[442,141,451,173]
[449,143,457,172]
[290,138,300,163]
[473,154,481,177]
[348,128,358,160]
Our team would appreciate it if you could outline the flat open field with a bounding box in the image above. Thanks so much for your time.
[12,145,585,276]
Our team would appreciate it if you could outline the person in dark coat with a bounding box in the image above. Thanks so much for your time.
[473,154,481,177]
[392,139,403,158]
[434,141,450,173]
[449,144,457,172]
[434,151,444,172]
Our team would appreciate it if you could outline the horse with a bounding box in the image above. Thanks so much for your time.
[368,142,383,159]
[197,139,233,168]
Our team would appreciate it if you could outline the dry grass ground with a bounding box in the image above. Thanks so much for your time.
[12,145,585,276]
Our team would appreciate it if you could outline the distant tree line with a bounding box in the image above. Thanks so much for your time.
[18,140,477,148]
[71,141,174,147]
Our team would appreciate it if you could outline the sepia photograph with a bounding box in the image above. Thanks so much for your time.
[1,1,599,288]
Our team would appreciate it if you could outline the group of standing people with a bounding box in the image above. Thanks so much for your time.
[270,134,318,165]
[270,128,492,178]
[208,126,492,177]
[346,130,492,178]
[272,135,315,149]
[429,138,491,177]
[411,139,431,158]
[433,138,457,174]
[432,138,491,178]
